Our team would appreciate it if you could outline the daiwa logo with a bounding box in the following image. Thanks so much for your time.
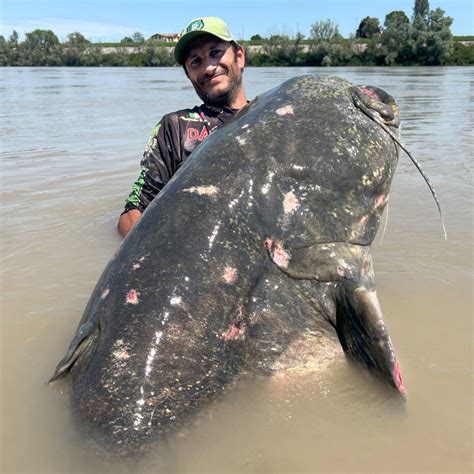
[186,19,204,32]
[187,127,209,141]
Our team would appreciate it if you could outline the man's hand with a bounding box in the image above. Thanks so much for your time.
[118,209,142,237]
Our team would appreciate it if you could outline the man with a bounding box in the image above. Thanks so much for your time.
[118,16,248,237]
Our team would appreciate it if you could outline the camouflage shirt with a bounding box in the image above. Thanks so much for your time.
[124,104,238,213]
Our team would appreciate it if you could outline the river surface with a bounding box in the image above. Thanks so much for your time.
[1,66,472,473]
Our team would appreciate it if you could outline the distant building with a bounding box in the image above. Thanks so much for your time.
[149,33,180,42]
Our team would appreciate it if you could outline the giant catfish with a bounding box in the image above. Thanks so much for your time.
[50,75,407,454]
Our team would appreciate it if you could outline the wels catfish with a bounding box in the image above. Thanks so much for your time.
[50,75,407,454]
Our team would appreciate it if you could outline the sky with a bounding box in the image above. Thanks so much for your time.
[1,0,472,42]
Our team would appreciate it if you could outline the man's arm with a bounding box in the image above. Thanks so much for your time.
[118,209,142,237]
[117,115,181,238]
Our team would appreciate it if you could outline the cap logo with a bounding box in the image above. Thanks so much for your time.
[186,19,204,33]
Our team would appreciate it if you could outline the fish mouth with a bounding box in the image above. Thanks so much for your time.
[335,285,406,399]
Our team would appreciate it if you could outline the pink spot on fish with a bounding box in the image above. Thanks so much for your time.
[113,350,130,360]
[276,104,294,116]
[222,325,246,341]
[375,194,387,208]
[126,289,139,305]
[182,185,218,196]
[223,266,237,284]
[361,255,371,276]
[264,238,290,269]
[283,191,300,214]
[273,242,290,268]
[359,87,380,101]
[132,263,141,270]
[101,288,110,299]
[393,357,406,398]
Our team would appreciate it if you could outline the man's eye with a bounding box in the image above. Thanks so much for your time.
[210,49,223,58]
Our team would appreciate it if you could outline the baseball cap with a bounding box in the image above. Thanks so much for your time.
[174,16,235,65]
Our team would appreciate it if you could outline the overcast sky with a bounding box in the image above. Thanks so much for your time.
[1,0,472,42]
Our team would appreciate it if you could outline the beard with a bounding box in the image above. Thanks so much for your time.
[192,62,243,108]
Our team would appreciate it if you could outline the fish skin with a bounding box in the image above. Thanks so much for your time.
[50,75,405,455]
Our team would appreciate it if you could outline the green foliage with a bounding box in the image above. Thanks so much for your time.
[304,20,349,66]
[65,32,90,45]
[449,42,474,64]
[454,36,474,41]
[22,29,61,66]
[0,2,470,68]
[413,0,430,19]
[412,6,454,65]
[0,35,7,66]
[253,32,306,66]
[24,29,59,49]
[380,11,413,64]
[120,32,145,45]
[132,32,145,43]
[356,17,381,38]
[9,30,19,46]
[384,11,409,28]
[310,19,341,42]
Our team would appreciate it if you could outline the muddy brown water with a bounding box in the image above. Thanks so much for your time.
[1,66,472,473]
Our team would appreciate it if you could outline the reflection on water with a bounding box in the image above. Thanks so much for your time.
[1,67,472,473]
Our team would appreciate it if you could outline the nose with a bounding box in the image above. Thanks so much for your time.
[202,59,218,76]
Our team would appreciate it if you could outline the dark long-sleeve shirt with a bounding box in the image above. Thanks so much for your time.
[124,104,238,213]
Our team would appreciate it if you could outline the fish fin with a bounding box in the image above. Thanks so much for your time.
[334,283,406,398]
[48,321,99,383]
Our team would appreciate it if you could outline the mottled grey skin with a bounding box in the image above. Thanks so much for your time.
[50,75,405,454]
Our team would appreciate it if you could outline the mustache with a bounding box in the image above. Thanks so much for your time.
[197,67,227,85]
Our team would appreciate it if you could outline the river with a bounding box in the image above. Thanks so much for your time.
[1,66,472,473]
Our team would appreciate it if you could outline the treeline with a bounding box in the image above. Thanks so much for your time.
[1,0,473,67]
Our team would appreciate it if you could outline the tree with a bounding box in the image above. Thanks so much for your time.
[6,31,20,65]
[380,10,412,64]
[410,0,453,65]
[356,17,381,38]
[132,32,145,43]
[384,10,410,28]
[62,32,90,66]
[23,29,60,66]
[413,0,430,19]
[307,20,350,66]
[120,36,133,44]
[262,34,292,65]
[0,35,7,66]
[310,19,340,42]
[420,7,453,64]
[24,29,59,50]
[250,34,263,41]
[8,30,19,46]
[65,32,90,45]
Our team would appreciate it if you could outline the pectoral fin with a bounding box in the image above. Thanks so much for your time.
[335,283,406,398]
[48,321,99,383]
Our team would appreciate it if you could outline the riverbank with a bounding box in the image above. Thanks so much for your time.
[2,35,473,67]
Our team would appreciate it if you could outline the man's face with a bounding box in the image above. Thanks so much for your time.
[184,35,245,108]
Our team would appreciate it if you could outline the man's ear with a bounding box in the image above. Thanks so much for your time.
[237,45,245,69]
